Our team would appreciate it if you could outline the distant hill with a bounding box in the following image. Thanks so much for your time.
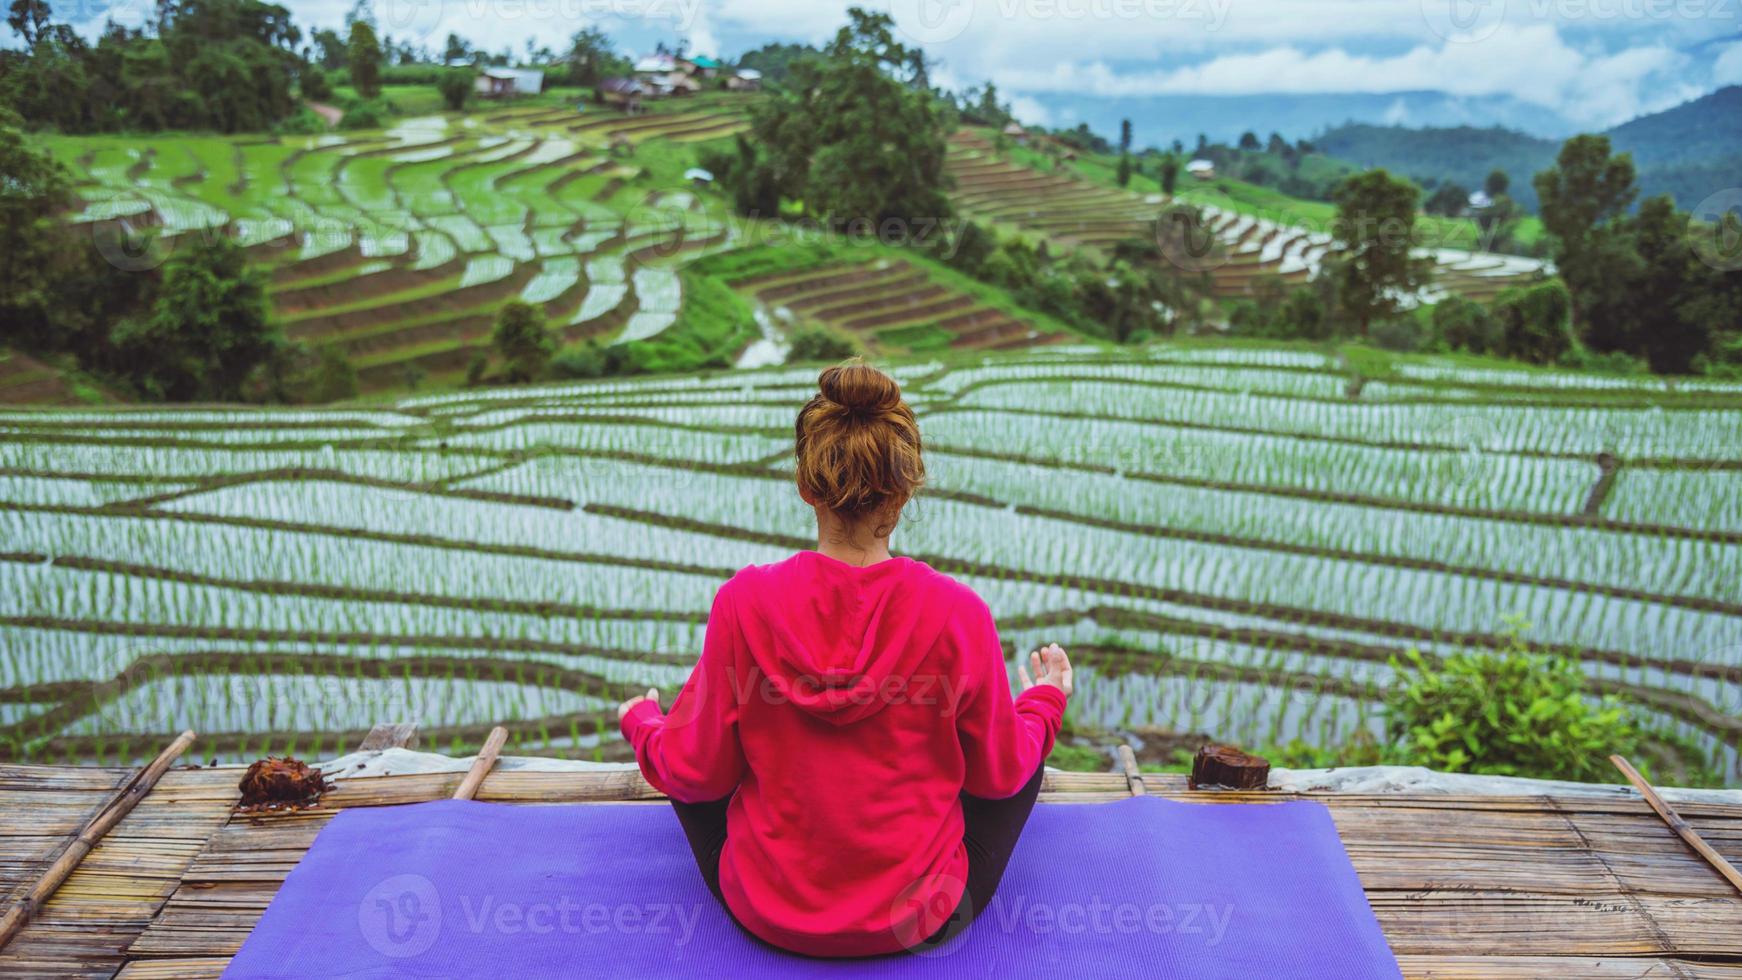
[1019,91,1578,151]
[1316,86,1742,212]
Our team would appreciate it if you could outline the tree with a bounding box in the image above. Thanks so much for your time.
[0,107,78,351]
[442,32,471,66]
[1628,195,1712,373]
[1158,155,1179,195]
[438,69,472,110]
[347,19,382,98]
[490,301,554,382]
[7,0,51,45]
[1534,135,1639,351]
[1116,117,1133,187]
[564,27,626,86]
[311,28,347,69]
[717,8,951,231]
[1424,182,1469,217]
[1238,131,1260,151]
[108,236,280,401]
[1492,279,1574,364]
[299,64,332,101]
[1331,169,1430,335]
[1484,169,1509,198]
[1432,296,1499,354]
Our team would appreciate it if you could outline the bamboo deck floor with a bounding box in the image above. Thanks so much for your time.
[2,763,1739,979]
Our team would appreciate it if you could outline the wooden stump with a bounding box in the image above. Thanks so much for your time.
[1189,744,1270,790]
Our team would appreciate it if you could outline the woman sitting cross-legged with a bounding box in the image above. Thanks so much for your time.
[616,358,1073,958]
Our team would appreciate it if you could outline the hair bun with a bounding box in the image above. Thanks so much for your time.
[817,360,901,416]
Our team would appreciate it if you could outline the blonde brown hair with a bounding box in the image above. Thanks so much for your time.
[795,359,925,527]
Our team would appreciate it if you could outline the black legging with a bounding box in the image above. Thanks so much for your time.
[669,762,1048,953]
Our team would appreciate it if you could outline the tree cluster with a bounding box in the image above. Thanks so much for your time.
[2,0,305,133]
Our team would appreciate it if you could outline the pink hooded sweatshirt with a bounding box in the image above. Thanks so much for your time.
[620,551,1069,957]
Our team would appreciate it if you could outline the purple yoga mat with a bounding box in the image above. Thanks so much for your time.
[223,796,1400,979]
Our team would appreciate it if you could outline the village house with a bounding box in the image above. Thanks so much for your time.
[473,68,544,99]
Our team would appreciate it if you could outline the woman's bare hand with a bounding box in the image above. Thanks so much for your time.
[1017,643,1073,697]
[617,687,659,720]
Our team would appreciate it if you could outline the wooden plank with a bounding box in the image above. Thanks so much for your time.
[0,761,1711,978]
[356,723,420,753]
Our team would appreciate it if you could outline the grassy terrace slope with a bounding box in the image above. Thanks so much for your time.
[41,95,758,392]
[947,129,1547,303]
[722,247,1070,354]
[1,344,1739,781]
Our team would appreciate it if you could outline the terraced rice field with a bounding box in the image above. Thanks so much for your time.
[3,345,1739,781]
[946,130,1547,303]
[44,102,750,392]
[730,260,1063,353]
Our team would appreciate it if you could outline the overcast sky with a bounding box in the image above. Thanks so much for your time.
[24,0,1742,127]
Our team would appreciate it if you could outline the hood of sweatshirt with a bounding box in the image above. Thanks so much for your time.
[729,551,958,726]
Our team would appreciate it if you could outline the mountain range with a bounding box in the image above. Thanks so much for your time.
[1314,86,1742,212]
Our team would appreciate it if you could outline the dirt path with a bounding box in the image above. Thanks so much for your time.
[305,101,342,127]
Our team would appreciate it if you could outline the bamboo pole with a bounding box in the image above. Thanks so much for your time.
[1116,744,1147,796]
[0,730,196,953]
[1610,754,1742,897]
[452,726,509,801]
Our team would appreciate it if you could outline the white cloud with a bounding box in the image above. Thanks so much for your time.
[1007,94,1053,126]
[25,0,1733,128]
[1714,40,1742,85]
[986,23,1704,127]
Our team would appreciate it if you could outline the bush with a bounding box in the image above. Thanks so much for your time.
[1493,278,1574,364]
[274,108,329,135]
[490,301,555,382]
[1276,287,1331,340]
[280,344,357,404]
[786,328,856,363]
[438,71,474,111]
[1560,346,1649,375]
[1432,296,1500,355]
[1386,626,1640,783]
[550,339,640,380]
[1370,316,1427,352]
[338,98,390,130]
[300,66,333,102]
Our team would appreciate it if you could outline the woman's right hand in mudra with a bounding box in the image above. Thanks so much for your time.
[1018,643,1073,697]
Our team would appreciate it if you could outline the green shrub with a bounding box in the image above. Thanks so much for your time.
[338,98,390,130]
[786,328,857,363]
[1493,278,1574,364]
[1386,627,1640,782]
[274,107,328,135]
[550,339,639,380]
[281,344,357,404]
[1370,316,1427,352]
[491,301,555,382]
[300,66,333,102]
[1432,296,1500,354]
[438,71,474,111]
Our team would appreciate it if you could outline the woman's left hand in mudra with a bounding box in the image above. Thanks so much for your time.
[617,688,659,720]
